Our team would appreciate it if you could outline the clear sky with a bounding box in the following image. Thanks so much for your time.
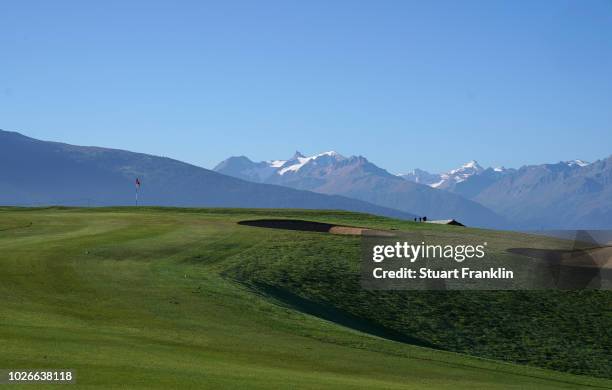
[1,1,611,173]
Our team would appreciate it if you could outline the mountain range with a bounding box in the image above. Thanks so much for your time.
[0,130,415,220]
[3,128,610,229]
[216,152,612,229]
[400,159,611,229]
[215,152,509,228]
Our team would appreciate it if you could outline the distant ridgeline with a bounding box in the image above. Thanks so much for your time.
[215,151,612,229]
[0,129,414,221]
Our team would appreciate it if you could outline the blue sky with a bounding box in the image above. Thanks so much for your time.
[1,0,611,173]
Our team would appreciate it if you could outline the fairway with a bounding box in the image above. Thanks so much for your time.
[0,207,610,389]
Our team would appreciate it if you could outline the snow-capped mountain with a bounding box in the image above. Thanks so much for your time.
[397,169,440,186]
[399,160,494,190]
[399,159,590,192]
[473,158,611,229]
[215,152,510,228]
[564,159,590,168]
[398,157,612,229]
[432,160,485,189]
[216,151,612,229]
[213,151,346,182]
[0,130,419,221]
[275,151,346,175]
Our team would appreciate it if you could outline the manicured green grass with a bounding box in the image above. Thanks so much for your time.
[0,207,609,389]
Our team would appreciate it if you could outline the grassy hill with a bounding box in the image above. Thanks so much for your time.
[0,207,610,389]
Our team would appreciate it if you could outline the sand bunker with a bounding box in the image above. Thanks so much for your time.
[237,219,390,236]
[329,226,370,235]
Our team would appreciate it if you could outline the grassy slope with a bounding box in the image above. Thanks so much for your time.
[226,212,612,379]
[0,207,609,389]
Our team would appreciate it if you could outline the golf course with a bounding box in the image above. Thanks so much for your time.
[1,207,610,389]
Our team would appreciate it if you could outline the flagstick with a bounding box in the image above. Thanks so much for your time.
[135,178,141,207]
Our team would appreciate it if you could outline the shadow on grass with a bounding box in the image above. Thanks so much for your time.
[241,281,436,349]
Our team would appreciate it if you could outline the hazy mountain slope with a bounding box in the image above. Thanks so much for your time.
[398,168,440,186]
[212,155,279,182]
[399,161,515,193]
[302,157,509,228]
[449,168,516,199]
[474,158,612,229]
[0,130,416,220]
[216,153,509,228]
[399,158,612,229]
